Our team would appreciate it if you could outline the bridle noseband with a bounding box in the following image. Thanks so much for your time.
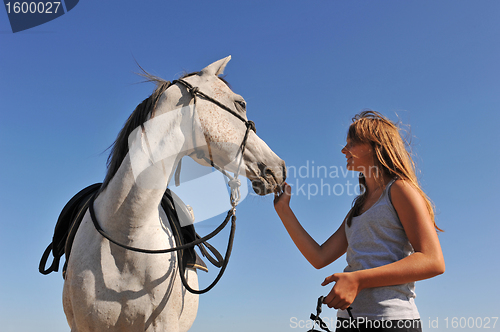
[89,77,257,294]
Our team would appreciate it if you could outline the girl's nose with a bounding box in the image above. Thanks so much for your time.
[341,145,348,154]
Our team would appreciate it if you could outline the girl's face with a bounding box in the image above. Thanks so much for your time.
[341,139,375,173]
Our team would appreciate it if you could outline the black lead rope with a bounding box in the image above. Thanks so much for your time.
[308,296,332,332]
[308,297,360,332]
[346,307,361,332]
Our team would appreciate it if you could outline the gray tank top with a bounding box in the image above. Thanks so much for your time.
[337,179,420,320]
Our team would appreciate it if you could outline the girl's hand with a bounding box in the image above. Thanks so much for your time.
[321,272,360,310]
[274,182,291,211]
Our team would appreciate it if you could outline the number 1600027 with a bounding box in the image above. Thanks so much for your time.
[5,2,61,14]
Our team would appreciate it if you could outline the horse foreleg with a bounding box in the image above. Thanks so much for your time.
[62,279,77,331]
[177,268,199,332]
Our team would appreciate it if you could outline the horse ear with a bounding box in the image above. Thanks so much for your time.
[201,56,231,76]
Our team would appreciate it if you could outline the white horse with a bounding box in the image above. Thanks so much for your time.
[62,56,286,332]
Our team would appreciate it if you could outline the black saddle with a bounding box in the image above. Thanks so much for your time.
[39,183,216,278]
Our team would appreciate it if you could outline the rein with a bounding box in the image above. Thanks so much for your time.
[88,78,256,294]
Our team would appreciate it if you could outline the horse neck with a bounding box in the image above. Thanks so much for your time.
[94,106,195,237]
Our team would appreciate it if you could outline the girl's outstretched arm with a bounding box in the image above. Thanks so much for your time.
[274,182,348,269]
[322,180,445,310]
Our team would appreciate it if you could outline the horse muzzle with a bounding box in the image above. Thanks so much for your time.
[249,161,286,196]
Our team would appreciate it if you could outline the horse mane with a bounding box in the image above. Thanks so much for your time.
[100,71,173,191]
[100,70,231,192]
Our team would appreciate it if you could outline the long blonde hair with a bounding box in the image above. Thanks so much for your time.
[346,110,442,232]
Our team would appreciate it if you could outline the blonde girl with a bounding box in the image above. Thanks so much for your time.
[274,110,444,331]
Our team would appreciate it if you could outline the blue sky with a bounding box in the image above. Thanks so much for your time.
[1,1,499,331]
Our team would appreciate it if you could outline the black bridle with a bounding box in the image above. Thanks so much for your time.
[173,78,256,207]
[88,78,256,294]
[174,78,256,133]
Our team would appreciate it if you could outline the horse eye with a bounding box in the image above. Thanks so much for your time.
[236,100,246,110]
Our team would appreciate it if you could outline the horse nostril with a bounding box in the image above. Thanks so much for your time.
[257,162,267,174]
[257,162,276,177]
[256,162,286,187]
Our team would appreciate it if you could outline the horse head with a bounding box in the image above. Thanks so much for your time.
[165,56,286,196]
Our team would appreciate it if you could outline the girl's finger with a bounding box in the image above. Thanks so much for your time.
[321,274,339,286]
